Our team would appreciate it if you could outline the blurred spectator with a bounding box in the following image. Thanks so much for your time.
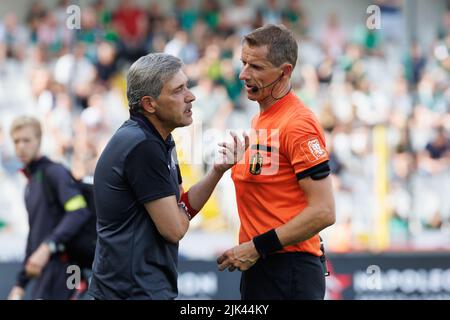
[94,0,112,29]
[281,0,308,37]
[45,91,76,164]
[164,30,199,64]
[200,0,221,32]
[73,92,109,178]
[377,0,403,43]
[259,0,282,26]
[199,43,222,81]
[437,9,450,40]
[0,124,4,175]
[420,126,450,174]
[316,55,335,85]
[403,42,426,88]
[190,77,232,131]
[54,43,96,109]
[224,0,253,36]
[352,17,383,55]
[77,6,102,53]
[113,0,148,62]
[146,2,165,37]
[36,11,72,55]
[218,58,243,106]
[320,13,345,59]
[53,0,71,28]
[25,1,47,44]
[29,66,53,115]
[95,41,118,85]
[0,13,28,61]
[93,0,118,44]
[175,0,199,32]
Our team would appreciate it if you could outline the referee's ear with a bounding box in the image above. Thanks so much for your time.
[140,96,157,114]
[280,63,293,78]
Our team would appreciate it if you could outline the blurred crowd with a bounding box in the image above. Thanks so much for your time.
[0,0,449,259]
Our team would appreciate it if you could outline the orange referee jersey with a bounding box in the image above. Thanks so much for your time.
[231,92,329,257]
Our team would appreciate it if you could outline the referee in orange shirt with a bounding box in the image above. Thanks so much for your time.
[217,24,336,300]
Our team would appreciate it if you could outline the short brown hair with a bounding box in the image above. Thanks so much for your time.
[243,24,298,68]
[10,116,42,140]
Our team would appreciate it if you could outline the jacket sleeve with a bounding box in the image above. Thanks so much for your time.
[16,231,33,288]
[44,164,91,245]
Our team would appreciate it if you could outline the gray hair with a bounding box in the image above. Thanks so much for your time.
[127,53,183,111]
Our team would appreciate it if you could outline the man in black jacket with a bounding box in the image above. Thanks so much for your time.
[7,116,91,300]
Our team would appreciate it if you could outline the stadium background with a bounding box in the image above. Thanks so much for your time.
[0,0,449,299]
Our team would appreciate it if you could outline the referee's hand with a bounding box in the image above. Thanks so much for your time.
[214,131,249,174]
[217,241,260,272]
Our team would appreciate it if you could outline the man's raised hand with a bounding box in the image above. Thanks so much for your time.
[214,131,249,173]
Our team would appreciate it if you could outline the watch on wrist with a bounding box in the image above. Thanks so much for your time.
[46,241,57,254]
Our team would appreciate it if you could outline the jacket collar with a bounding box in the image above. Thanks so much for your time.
[21,156,51,179]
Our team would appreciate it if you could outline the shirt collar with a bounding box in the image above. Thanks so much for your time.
[259,91,295,118]
[129,111,175,150]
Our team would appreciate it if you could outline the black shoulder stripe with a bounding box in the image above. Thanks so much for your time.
[296,160,331,180]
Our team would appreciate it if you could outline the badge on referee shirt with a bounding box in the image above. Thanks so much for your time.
[249,151,263,175]
[249,136,263,175]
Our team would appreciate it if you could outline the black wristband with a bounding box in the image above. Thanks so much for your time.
[252,229,283,259]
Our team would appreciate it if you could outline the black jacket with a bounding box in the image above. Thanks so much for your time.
[16,157,91,288]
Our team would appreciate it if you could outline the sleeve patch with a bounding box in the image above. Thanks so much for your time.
[301,138,327,162]
[64,194,87,212]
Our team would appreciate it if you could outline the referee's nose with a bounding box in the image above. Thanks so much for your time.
[239,65,250,81]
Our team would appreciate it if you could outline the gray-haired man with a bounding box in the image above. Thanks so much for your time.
[88,53,247,300]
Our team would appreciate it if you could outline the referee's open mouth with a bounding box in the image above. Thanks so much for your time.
[245,83,258,93]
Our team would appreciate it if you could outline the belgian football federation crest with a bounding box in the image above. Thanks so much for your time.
[249,152,263,175]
